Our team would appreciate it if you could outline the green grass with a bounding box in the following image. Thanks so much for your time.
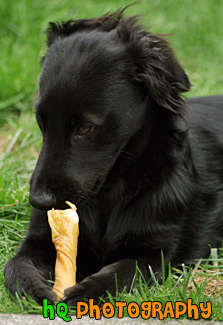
[0,0,223,320]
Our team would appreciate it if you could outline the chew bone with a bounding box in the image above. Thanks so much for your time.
[47,201,79,300]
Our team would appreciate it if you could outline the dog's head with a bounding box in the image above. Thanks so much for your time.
[29,8,190,210]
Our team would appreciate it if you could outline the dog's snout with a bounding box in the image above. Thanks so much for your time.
[29,191,56,210]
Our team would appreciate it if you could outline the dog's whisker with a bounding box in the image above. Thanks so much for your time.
[120,151,139,163]
[78,193,95,208]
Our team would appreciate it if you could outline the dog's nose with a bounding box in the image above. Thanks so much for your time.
[29,191,56,210]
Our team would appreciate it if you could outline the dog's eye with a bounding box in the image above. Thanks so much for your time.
[77,124,93,136]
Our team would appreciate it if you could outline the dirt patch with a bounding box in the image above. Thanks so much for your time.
[0,135,9,154]
[187,268,223,297]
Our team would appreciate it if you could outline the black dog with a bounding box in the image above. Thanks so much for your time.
[4,9,223,306]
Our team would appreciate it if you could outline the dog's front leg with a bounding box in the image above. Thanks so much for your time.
[4,208,57,305]
[62,257,163,306]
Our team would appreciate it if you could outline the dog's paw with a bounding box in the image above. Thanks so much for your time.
[4,257,57,305]
[62,275,110,307]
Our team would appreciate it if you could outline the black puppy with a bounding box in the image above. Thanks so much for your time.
[4,9,223,305]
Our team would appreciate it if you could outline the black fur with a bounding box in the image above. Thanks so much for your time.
[4,9,223,305]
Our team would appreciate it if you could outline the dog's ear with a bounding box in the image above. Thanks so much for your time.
[132,34,191,114]
[118,18,191,114]
[136,35,190,114]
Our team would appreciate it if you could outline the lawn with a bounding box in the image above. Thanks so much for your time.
[0,0,223,320]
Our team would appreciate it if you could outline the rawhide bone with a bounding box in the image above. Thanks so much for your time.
[47,201,79,300]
